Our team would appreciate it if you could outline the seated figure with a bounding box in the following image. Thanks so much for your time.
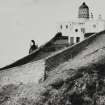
[29,40,38,54]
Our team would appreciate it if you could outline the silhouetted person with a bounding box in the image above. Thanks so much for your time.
[29,40,38,54]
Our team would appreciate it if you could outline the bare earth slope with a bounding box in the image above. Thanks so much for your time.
[1,31,105,105]
[0,60,45,87]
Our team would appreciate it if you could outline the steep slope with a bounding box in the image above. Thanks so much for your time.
[45,31,105,75]
[1,30,105,105]
[0,60,45,87]
[0,32,68,70]
[35,30,105,105]
[56,30,105,72]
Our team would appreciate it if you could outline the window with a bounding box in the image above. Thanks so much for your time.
[93,24,96,28]
[75,29,78,32]
[76,37,80,43]
[60,25,62,29]
[69,24,72,29]
[66,25,68,29]
[70,37,74,45]
[81,28,85,33]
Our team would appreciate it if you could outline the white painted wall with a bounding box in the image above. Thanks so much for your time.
[85,19,105,33]
[57,18,105,44]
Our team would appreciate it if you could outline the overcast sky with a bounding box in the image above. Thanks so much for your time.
[0,0,105,67]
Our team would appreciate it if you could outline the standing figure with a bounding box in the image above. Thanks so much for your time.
[29,40,38,54]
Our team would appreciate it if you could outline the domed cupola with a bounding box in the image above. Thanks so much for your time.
[78,2,89,20]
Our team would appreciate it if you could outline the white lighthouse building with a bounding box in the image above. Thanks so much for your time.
[57,2,105,45]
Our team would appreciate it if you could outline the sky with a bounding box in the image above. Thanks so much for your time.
[0,0,105,67]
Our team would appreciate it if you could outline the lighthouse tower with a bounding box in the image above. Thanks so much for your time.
[78,2,89,20]
[57,2,105,45]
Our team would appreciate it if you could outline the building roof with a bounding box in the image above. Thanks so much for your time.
[79,2,89,9]
[84,33,95,37]
[53,32,68,40]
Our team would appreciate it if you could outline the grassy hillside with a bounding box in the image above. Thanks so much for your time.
[1,31,105,105]
[0,51,105,105]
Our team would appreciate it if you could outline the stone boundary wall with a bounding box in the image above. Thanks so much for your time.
[45,31,105,75]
